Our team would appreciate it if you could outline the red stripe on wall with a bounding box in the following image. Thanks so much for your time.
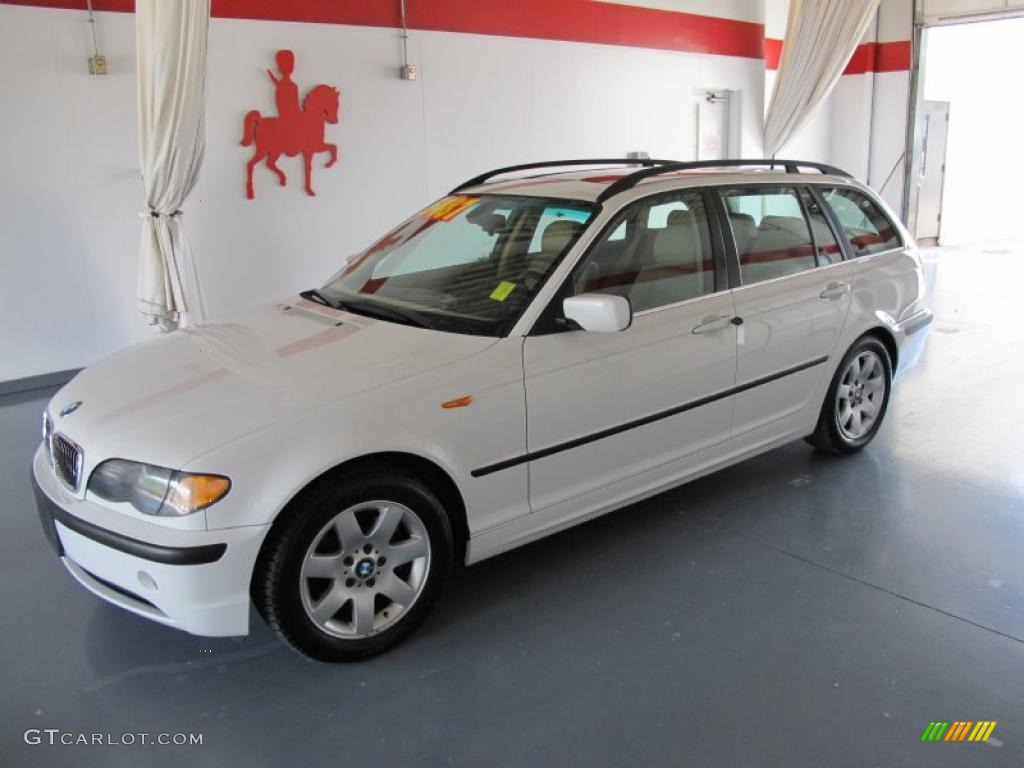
[405,1,764,59]
[873,40,912,72]
[0,0,133,9]
[215,0,400,28]
[765,38,911,74]
[845,44,878,75]
[0,0,765,59]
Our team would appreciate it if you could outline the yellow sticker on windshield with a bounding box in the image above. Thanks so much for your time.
[490,281,517,302]
[419,196,479,222]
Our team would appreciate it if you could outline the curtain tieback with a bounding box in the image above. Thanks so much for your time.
[139,209,183,219]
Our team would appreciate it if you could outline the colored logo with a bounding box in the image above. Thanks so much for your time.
[59,401,82,417]
[921,721,997,742]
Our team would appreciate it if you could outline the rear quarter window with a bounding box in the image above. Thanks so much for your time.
[821,188,902,257]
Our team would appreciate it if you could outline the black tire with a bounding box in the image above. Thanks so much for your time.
[252,464,453,662]
[805,336,892,455]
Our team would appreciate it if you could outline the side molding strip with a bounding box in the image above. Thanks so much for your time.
[471,355,829,478]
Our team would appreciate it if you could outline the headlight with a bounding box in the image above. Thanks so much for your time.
[88,460,231,517]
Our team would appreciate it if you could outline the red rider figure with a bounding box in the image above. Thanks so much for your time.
[267,50,300,122]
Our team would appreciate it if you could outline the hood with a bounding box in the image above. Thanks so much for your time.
[48,297,495,472]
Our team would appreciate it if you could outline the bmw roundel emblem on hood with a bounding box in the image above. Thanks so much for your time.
[59,401,83,418]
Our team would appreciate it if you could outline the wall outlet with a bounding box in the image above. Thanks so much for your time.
[88,55,108,76]
[400,64,417,81]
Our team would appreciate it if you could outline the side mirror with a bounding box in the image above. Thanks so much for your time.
[562,293,632,333]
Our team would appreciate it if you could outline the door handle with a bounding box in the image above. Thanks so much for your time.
[820,281,850,300]
[692,314,734,334]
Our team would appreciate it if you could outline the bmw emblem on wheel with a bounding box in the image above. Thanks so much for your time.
[59,401,82,418]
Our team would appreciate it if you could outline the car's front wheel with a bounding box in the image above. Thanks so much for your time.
[806,336,892,454]
[253,465,453,661]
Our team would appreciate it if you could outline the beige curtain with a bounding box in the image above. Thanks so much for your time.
[136,0,210,332]
[764,0,880,158]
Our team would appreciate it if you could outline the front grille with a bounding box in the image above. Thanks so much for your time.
[52,434,83,491]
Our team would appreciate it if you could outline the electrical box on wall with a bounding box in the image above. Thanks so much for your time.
[88,54,107,75]
[400,65,417,81]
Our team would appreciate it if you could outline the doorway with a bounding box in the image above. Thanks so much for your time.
[914,100,950,246]
[908,16,1024,245]
[693,89,739,161]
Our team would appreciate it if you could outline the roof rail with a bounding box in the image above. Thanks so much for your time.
[450,158,682,194]
[596,159,852,202]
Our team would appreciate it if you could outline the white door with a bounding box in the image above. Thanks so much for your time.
[720,185,854,435]
[914,100,950,246]
[694,89,733,160]
[522,190,737,512]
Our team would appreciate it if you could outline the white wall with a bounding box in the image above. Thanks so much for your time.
[866,70,911,213]
[870,0,913,213]
[0,7,140,382]
[0,4,770,381]
[599,0,762,21]
[923,18,1024,244]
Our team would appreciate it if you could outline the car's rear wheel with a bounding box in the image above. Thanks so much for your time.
[253,465,453,661]
[806,336,892,455]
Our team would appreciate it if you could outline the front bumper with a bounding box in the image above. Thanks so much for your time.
[32,445,269,637]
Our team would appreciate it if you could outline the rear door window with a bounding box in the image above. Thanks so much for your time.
[720,187,818,285]
[820,188,902,256]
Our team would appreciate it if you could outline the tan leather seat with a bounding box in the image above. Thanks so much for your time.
[505,218,585,286]
[741,216,816,283]
[728,212,757,254]
[629,211,713,312]
[518,219,584,284]
[540,219,583,256]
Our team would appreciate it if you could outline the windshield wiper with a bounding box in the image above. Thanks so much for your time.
[299,288,336,308]
[302,288,432,329]
[332,299,432,329]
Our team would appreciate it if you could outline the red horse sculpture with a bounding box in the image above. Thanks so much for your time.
[242,71,340,199]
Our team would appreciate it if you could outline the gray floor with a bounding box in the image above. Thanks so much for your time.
[2,242,1022,767]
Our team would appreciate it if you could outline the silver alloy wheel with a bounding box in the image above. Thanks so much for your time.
[299,500,430,639]
[836,350,886,441]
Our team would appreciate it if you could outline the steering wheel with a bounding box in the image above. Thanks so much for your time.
[518,264,551,291]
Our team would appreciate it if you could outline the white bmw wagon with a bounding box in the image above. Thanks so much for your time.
[33,159,932,660]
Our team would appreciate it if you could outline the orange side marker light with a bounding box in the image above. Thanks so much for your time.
[442,395,474,409]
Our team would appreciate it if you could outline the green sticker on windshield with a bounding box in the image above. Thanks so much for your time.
[490,281,517,302]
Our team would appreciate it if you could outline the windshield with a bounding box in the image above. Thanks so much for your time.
[319,194,597,336]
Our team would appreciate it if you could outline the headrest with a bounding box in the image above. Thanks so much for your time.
[541,220,583,254]
[653,217,701,265]
[472,212,507,236]
[728,212,757,240]
[760,216,808,237]
[667,209,693,227]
